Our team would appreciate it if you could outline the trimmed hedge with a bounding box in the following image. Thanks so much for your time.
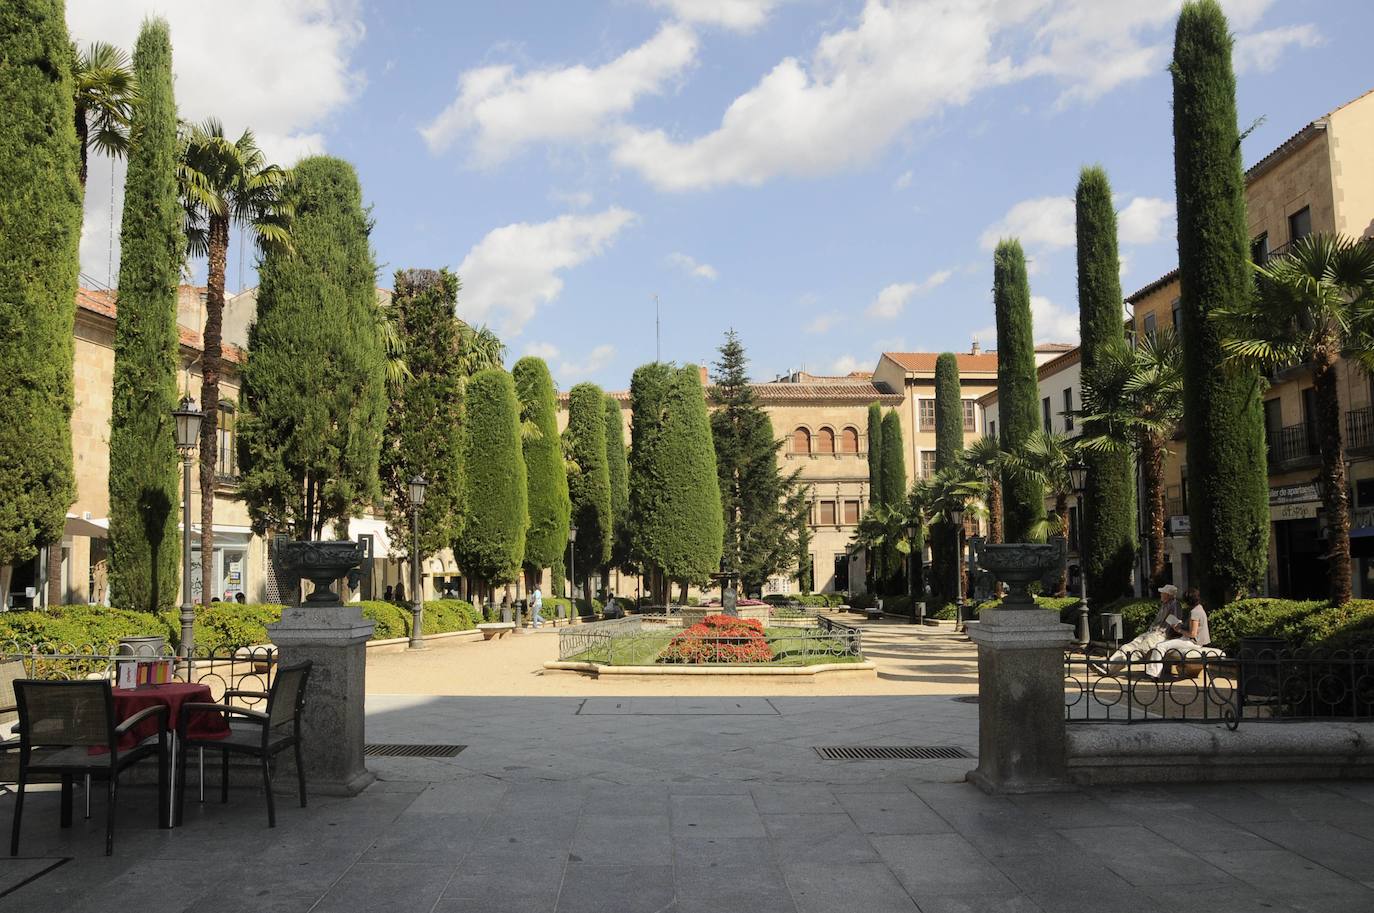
[195,603,283,654]
[0,605,175,648]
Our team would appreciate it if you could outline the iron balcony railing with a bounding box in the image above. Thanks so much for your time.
[1347,407,1374,452]
[1267,422,1319,469]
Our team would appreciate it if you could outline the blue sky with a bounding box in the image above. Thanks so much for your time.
[71,1,1372,390]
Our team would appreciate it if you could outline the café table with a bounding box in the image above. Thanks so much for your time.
[107,682,230,826]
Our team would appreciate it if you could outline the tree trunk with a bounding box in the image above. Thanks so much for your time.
[198,216,229,603]
[75,108,89,188]
[987,477,1003,544]
[46,541,64,607]
[1142,432,1168,589]
[1313,343,1351,605]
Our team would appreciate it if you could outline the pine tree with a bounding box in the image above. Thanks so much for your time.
[994,239,1046,542]
[380,269,465,568]
[864,401,885,590]
[107,20,182,613]
[1172,0,1269,607]
[880,409,907,591]
[563,382,610,602]
[513,356,570,580]
[710,330,808,595]
[0,0,82,604]
[237,156,387,539]
[628,362,675,602]
[603,394,631,574]
[454,369,527,596]
[930,352,962,605]
[1076,166,1138,600]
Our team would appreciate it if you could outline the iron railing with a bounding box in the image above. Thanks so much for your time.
[1065,645,1374,729]
[1348,407,1374,452]
[1267,422,1319,469]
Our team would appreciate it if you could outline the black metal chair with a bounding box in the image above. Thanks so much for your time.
[9,679,170,856]
[176,661,310,828]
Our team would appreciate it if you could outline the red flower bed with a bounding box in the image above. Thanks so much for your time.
[659,614,773,664]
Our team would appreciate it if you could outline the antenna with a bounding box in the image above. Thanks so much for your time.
[654,294,660,362]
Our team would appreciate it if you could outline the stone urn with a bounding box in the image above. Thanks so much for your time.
[279,540,366,604]
[973,541,1064,610]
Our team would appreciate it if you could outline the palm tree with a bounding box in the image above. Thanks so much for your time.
[850,502,911,598]
[1005,430,1077,595]
[1078,330,1184,590]
[963,435,1006,544]
[73,41,137,187]
[179,120,292,602]
[1214,234,1374,605]
[456,323,505,391]
[375,292,411,396]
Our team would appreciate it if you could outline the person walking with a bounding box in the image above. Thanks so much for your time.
[530,585,545,628]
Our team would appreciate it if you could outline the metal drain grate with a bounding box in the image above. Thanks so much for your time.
[814,745,973,760]
[364,744,466,758]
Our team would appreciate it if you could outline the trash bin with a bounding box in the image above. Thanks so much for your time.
[117,635,166,658]
[1238,636,1288,706]
[1099,612,1123,645]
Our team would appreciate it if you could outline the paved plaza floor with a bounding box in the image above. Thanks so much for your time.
[2,623,1374,911]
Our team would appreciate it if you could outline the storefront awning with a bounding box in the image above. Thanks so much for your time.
[64,514,108,538]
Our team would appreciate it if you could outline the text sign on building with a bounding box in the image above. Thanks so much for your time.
[1271,502,1319,522]
[1269,483,1319,505]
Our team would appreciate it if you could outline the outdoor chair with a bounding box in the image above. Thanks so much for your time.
[176,660,310,828]
[9,679,170,856]
[0,659,23,789]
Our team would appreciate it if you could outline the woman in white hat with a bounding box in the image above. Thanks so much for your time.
[1102,584,1182,673]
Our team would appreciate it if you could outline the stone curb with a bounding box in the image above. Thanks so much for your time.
[541,660,877,677]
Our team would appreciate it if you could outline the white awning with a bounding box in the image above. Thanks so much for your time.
[64,514,109,538]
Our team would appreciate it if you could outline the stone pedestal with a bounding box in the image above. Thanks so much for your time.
[967,606,1073,794]
[268,601,376,796]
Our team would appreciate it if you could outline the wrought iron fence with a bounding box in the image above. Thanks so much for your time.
[1,641,278,707]
[1065,645,1374,729]
[555,615,862,666]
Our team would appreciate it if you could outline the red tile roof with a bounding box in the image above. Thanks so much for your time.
[567,382,901,406]
[76,286,247,364]
[885,352,998,373]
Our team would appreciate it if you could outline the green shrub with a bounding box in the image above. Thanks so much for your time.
[0,606,177,650]
[422,599,479,635]
[575,597,603,617]
[1207,599,1374,651]
[359,600,411,640]
[194,603,283,653]
[849,593,875,610]
[929,603,960,620]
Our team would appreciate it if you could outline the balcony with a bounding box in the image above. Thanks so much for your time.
[1267,422,1319,471]
[1348,407,1374,453]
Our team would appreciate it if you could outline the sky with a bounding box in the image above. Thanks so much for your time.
[68,0,1371,391]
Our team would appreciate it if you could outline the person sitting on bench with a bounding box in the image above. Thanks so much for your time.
[1145,587,1218,679]
[1103,584,1181,673]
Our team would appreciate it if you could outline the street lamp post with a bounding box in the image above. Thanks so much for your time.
[407,474,428,650]
[950,503,966,628]
[567,524,578,616]
[172,397,203,659]
[1068,460,1090,647]
[905,520,921,625]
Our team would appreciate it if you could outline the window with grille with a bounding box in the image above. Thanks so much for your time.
[918,398,935,431]
[962,400,976,432]
[919,450,936,478]
[217,401,237,480]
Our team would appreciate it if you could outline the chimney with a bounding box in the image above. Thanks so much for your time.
[970,340,981,356]
[699,364,709,386]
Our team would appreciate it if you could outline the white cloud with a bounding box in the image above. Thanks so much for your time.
[866,269,952,319]
[457,207,639,337]
[1117,196,1175,245]
[804,313,839,334]
[830,354,864,375]
[980,196,1075,252]
[523,341,561,361]
[67,0,365,285]
[421,24,697,164]
[558,344,617,382]
[972,294,1078,347]
[1234,24,1322,74]
[667,252,719,280]
[646,0,781,30]
[894,170,913,190]
[549,189,594,209]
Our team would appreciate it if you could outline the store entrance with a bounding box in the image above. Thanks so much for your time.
[1274,517,1326,599]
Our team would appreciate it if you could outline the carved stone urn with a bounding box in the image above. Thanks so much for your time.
[279,540,365,604]
[973,541,1065,609]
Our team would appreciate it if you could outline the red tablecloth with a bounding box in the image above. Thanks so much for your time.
[105,682,231,752]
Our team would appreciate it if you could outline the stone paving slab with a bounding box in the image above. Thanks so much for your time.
[0,694,1371,912]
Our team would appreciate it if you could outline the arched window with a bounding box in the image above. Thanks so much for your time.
[792,427,811,454]
[840,426,859,453]
[816,427,835,454]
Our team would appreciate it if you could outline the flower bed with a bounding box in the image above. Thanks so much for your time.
[658,614,774,664]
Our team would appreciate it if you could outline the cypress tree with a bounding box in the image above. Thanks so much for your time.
[880,409,907,591]
[1076,166,1138,600]
[604,394,631,573]
[454,369,527,595]
[0,0,82,603]
[380,269,465,563]
[237,156,387,539]
[661,366,724,588]
[564,382,610,601]
[930,352,962,604]
[994,239,1045,542]
[107,20,182,613]
[865,401,885,589]
[1172,0,1269,607]
[628,362,674,602]
[513,356,570,577]
[710,331,808,594]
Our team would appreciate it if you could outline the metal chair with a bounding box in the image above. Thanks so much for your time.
[9,679,169,856]
[0,660,23,790]
[176,661,310,828]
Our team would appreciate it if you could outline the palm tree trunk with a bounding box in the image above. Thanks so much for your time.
[1055,492,1069,596]
[988,477,1003,544]
[75,108,89,188]
[198,215,229,603]
[1142,432,1168,589]
[1313,343,1351,605]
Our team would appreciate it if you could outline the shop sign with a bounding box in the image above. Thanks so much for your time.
[1168,515,1190,535]
[1270,483,1318,505]
[1270,501,1319,522]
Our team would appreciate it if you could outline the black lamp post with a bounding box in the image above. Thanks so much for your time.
[567,524,578,615]
[905,520,922,625]
[1067,460,1090,647]
[172,396,203,659]
[950,503,966,628]
[407,474,428,649]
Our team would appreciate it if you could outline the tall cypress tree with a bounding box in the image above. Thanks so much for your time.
[107,20,182,612]
[513,356,570,580]
[661,366,724,590]
[628,362,675,602]
[604,394,631,574]
[994,239,1046,542]
[880,409,907,591]
[930,352,963,604]
[0,0,82,604]
[564,382,611,602]
[380,269,465,565]
[710,331,807,595]
[455,369,527,597]
[864,401,885,590]
[237,156,387,539]
[1172,0,1269,607]
[1076,166,1138,600]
